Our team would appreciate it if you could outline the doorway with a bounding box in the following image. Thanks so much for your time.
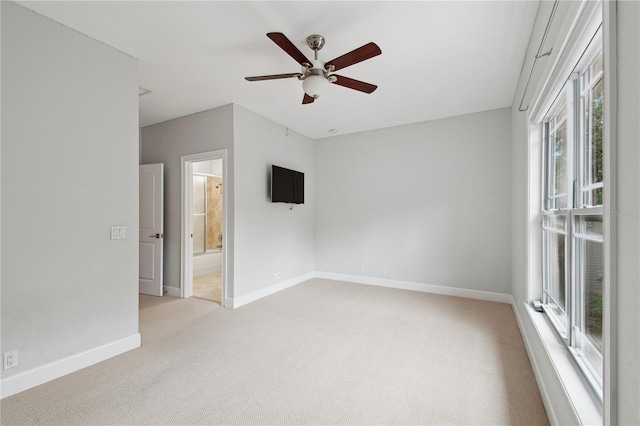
[192,160,223,302]
[181,150,228,306]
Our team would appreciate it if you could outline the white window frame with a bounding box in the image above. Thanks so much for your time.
[543,99,571,212]
[540,27,605,398]
[569,207,604,395]
[578,47,605,208]
[525,0,616,423]
[541,210,569,336]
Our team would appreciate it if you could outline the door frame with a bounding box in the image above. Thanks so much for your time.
[180,149,228,306]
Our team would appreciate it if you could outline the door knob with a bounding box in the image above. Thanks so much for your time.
[150,233,163,239]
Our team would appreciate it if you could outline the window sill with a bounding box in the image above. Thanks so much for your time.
[523,302,602,425]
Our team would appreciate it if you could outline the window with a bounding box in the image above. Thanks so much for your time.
[541,29,604,395]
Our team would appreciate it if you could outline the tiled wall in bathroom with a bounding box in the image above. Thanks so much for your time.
[206,176,223,251]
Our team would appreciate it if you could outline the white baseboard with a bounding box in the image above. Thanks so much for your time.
[231,272,315,309]
[0,333,141,399]
[228,271,512,309]
[163,286,181,297]
[314,271,513,304]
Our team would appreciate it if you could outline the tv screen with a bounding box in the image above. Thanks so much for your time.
[271,165,304,204]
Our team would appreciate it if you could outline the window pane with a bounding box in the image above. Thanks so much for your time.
[581,59,604,207]
[193,214,205,255]
[193,175,206,214]
[544,229,567,329]
[576,214,603,239]
[553,120,568,208]
[590,78,604,187]
[589,187,603,207]
[545,215,567,231]
[574,215,604,364]
[583,239,603,351]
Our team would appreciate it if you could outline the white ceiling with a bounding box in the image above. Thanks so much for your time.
[18,1,539,139]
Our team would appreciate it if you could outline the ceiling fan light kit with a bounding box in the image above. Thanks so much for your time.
[245,32,381,104]
[302,73,329,98]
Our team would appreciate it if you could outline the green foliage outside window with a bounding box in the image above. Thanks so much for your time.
[587,291,603,348]
[592,83,604,205]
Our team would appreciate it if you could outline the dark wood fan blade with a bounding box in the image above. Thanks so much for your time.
[267,32,311,66]
[302,94,315,104]
[331,74,378,94]
[245,73,302,82]
[325,42,381,72]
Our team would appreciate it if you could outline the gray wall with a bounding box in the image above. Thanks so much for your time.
[1,2,139,378]
[614,1,640,422]
[315,108,512,294]
[509,107,528,305]
[232,105,315,297]
[140,105,234,295]
[141,104,316,300]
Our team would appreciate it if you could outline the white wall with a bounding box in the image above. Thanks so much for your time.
[315,108,512,294]
[193,159,222,176]
[141,105,234,295]
[232,105,315,298]
[1,1,139,390]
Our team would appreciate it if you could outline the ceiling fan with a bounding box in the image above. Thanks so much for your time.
[245,32,382,104]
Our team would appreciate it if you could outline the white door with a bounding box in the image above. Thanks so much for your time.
[139,163,164,296]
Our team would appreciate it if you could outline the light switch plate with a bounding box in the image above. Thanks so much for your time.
[111,226,126,240]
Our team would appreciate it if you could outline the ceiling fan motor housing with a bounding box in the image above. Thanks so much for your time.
[306,34,325,52]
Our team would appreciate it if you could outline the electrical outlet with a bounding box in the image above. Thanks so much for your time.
[359,266,365,274]
[3,350,18,370]
[274,272,281,280]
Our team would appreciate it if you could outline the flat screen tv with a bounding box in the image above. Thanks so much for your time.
[271,165,304,204]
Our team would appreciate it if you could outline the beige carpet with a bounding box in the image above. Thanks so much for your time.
[193,273,222,303]
[0,279,548,425]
